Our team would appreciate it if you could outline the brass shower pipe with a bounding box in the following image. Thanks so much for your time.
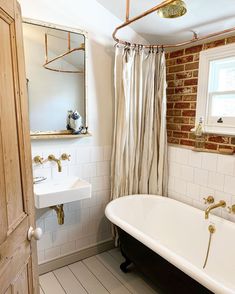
[113,0,235,49]
[43,32,85,73]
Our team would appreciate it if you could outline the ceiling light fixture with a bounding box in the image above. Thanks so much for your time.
[157,0,187,18]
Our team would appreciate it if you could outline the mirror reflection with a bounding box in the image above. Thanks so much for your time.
[22,22,87,136]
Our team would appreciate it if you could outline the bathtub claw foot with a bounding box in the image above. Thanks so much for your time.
[120,259,132,273]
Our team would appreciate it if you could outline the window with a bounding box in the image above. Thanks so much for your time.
[196,43,235,135]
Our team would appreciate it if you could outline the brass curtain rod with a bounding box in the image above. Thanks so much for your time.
[113,0,235,49]
[44,32,85,73]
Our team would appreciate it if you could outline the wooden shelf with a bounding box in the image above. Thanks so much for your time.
[31,132,92,140]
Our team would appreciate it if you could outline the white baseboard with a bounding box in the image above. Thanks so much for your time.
[38,239,114,275]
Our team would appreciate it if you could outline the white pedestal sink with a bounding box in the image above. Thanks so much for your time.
[34,176,91,209]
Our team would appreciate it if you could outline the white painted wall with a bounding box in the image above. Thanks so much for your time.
[168,145,235,223]
[18,0,147,263]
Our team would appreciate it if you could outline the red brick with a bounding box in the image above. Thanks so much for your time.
[184,78,198,86]
[167,124,181,131]
[168,137,180,144]
[173,117,190,124]
[167,80,184,87]
[190,102,197,109]
[167,81,174,87]
[194,53,200,61]
[230,137,235,145]
[205,142,218,150]
[167,95,182,101]
[166,74,175,81]
[207,136,230,144]
[189,133,196,140]
[175,87,196,94]
[189,117,196,124]
[167,102,174,109]
[180,139,195,147]
[176,55,194,64]
[173,131,189,138]
[182,110,196,117]
[176,71,193,79]
[226,36,235,44]
[170,49,184,58]
[169,64,185,73]
[167,117,174,123]
[166,59,176,66]
[167,130,173,137]
[182,94,197,101]
[167,109,182,116]
[218,145,234,151]
[181,125,194,132]
[167,88,175,95]
[193,70,199,77]
[174,102,190,109]
[204,39,225,50]
[185,45,203,54]
[185,62,199,70]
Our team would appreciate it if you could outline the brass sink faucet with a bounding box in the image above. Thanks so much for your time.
[205,200,226,219]
[48,154,62,172]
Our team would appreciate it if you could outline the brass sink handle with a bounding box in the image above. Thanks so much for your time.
[203,196,214,204]
[227,204,235,214]
[48,154,62,172]
[33,155,44,164]
[61,153,71,161]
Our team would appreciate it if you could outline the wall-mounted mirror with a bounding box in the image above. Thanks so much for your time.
[22,19,89,139]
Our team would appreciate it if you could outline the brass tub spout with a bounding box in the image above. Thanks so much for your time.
[48,154,62,172]
[205,200,226,219]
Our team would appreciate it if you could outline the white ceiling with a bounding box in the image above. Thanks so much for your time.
[96,0,235,44]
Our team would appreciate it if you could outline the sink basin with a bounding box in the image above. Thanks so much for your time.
[34,176,91,209]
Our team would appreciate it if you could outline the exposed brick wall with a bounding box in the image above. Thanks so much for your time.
[166,36,235,152]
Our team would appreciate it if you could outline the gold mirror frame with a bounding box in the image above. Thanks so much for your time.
[23,18,90,140]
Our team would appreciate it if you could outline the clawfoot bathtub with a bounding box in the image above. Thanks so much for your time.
[105,195,235,294]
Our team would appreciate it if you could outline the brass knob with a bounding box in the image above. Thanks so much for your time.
[61,153,71,161]
[203,196,214,204]
[48,154,56,161]
[227,205,235,214]
[33,156,44,164]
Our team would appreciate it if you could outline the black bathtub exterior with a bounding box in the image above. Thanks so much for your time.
[118,228,213,294]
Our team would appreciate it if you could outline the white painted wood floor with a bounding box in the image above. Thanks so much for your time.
[39,248,160,294]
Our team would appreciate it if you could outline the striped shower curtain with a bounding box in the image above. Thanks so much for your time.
[111,45,168,200]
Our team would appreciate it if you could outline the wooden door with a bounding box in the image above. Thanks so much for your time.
[0,1,39,293]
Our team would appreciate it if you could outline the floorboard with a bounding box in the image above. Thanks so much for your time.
[53,266,87,294]
[97,252,158,294]
[40,272,65,294]
[69,261,109,294]
[83,256,131,294]
[39,249,160,294]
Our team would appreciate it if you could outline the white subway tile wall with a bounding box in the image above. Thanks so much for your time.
[33,145,112,264]
[168,146,235,223]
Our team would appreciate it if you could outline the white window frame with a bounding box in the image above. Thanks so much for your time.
[196,42,235,135]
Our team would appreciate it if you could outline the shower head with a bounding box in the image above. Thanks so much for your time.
[157,0,187,18]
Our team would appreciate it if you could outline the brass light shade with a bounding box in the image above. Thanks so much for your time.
[157,0,187,18]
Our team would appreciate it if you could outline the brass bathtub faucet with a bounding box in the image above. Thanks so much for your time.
[205,200,226,219]
[48,154,62,172]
